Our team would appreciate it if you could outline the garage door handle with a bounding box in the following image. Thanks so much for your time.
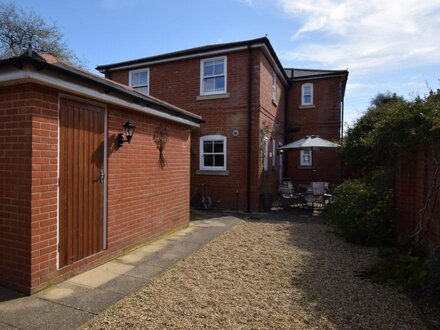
[98,170,105,184]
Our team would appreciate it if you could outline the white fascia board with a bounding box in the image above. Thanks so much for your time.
[0,67,200,128]
[102,46,249,73]
[101,43,289,86]
[293,74,347,81]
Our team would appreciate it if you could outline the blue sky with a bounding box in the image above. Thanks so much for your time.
[12,0,440,126]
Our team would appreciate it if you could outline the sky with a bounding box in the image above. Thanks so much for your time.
[11,0,440,126]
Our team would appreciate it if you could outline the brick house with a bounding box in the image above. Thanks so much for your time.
[97,37,348,211]
[0,52,202,294]
[284,69,348,186]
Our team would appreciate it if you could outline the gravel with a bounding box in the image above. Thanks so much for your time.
[84,219,426,330]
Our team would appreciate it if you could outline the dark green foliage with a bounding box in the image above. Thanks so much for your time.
[370,254,427,290]
[322,177,394,246]
[424,248,440,298]
[342,90,440,176]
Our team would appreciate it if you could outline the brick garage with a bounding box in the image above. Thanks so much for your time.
[0,53,202,294]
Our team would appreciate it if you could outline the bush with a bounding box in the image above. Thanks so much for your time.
[370,254,427,290]
[322,179,394,246]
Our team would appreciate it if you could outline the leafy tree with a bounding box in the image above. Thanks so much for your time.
[0,2,80,65]
[370,91,404,108]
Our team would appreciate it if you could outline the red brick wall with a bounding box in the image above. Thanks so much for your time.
[0,85,33,292]
[257,52,286,205]
[286,76,343,186]
[106,106,191,252]
[0,83,192,294]
[108,49,287,210]
[395,146,440,254]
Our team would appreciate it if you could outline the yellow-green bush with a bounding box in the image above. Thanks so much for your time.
[322,179,394,246]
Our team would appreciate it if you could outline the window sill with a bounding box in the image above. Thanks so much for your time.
[196,170,229,176]
[299,104,316,109]
[298,165,313,169]
[197,93,230,101]
[272,99,278,107]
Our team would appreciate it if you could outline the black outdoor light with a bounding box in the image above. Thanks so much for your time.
[117,120,136,147]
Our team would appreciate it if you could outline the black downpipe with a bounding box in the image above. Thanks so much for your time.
[284,78,290,179]
[246,45,253,212]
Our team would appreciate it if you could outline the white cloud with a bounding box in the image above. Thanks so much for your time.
[277,0,440,74]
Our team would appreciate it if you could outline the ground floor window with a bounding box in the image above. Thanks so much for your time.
[199,135,227,171]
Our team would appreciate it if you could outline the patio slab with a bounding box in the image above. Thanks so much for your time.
[0,215,242,330]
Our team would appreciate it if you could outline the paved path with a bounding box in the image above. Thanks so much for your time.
[0,216,242,330]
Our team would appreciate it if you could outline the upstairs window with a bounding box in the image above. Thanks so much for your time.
[301,83,313,106]
[272,71,277,102]
[201,56,227,95]
[129,68,149,94]
[200,135,227,171]
[300,150,312,167]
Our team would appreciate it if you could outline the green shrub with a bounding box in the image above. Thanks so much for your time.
[322,179,394,246]
[424,248,440,298]
[370,254,427,290]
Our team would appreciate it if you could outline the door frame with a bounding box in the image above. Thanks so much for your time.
[56,94,108,270]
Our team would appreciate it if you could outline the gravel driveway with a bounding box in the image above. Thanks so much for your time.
[84,217,425,329]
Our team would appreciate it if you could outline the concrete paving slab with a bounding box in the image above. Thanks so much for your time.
[67,268,120,288]
[97,274,149,295]
[93,261,135,275]
[126,263,165,279]
[37,282,124,314]
[0,296,92,330]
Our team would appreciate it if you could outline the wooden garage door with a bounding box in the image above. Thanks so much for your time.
[59,98,105,268]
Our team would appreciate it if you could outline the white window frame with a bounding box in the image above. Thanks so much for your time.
[129,68,150,94]
[300,149,313,167]
[272,139,276,167]
[272,71,277,102]
[301,83,313,106]
[200,56,227,96]
[263,137,269,171]
[199,135,227,171]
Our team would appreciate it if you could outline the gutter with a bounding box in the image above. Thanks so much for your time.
[0,55,203,126]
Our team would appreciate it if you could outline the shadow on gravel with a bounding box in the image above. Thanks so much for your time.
[264,211,424,330]
[193,207,425,329]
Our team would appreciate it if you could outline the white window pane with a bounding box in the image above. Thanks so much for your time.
[134,86,148,94]
[132,72,140,86]
[214,76,225,91]
[204,141,213,153]
[213,141,223,153]
[204,155,214,167]
[214,61,224,75]
[139,71,148,84]
[214,155,224,166]
[204,77,215,92]
[204,62,214,76]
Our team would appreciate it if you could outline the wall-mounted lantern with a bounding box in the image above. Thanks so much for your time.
[117,120,136,147]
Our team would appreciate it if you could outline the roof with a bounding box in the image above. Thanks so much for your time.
[0,52,203,126]
[284,68,349,80]
[96,37,289,82]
